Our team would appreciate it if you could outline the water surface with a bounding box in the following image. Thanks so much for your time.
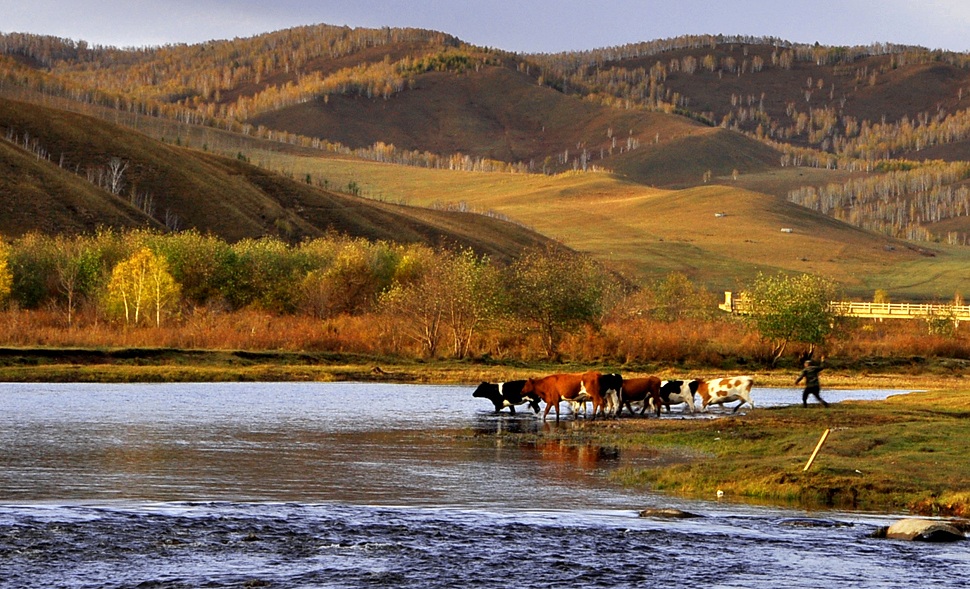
[1,382,963,588]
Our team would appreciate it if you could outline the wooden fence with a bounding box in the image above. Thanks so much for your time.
[719,291,970,323]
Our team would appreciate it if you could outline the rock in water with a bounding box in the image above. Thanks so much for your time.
[886,518,965,542]
[638,508,702,519]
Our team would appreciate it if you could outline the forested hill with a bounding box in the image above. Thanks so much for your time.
[2,26,970,254]
[5,28,970,169]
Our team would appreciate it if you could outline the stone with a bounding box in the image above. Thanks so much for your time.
[886,518,965,542]
[638,508,702,519]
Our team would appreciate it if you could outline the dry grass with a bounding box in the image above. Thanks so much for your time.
[1,305,967,391]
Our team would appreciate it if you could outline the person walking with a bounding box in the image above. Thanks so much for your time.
[795,357,829,408]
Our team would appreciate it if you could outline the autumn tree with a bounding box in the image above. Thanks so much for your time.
[377,247,502,358]
[378,246,448,357]
[0,242,12,307]
[442,249,502,358]
[506,247,614,359]
[104,248,181,327]
[299,237,400,318]
[52,236,104,326]
[744,272,840,364]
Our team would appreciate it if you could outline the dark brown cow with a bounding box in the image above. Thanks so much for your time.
[521,373,596,422]
[619,376,663,417]
[581,371,622,419]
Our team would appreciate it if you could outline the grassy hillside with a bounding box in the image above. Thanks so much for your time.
[249,63,782,187]
[0,97,559,262]
[0,138,158,235]
[255,151,970,298]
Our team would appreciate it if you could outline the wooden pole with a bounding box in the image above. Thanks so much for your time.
[803,428,831,471]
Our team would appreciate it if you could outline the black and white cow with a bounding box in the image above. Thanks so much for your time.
[647,380,697,414]
[472,380,541,414]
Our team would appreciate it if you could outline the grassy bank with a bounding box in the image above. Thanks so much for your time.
[518,390,970,516]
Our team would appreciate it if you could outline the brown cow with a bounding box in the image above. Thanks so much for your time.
[521,373,597,422]
[581,371,622,419]
[619,376,663,417]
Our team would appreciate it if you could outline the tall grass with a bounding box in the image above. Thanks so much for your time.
[2,304,967,372]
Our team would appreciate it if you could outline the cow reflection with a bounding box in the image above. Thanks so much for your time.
[531,439,620,470]
[473,415,543,436]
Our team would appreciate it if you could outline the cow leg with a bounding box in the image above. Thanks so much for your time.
[509,405,516,415]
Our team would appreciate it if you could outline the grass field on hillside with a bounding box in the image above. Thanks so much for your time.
[259,150,970,299]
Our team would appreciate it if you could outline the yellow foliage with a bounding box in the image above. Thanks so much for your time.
[105,248,181,327]
[0,243,11,305]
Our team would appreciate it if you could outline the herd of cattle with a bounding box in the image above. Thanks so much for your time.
[473,372,755,421]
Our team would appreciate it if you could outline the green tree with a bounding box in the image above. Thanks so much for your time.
[104,248,181,327]
[649,272,716,322]
[7,233,57,309]
[506,247,612,359]
[744,272,840,363]
[150,230,236,307]
[227,238,313,312]
[52,235,104,326]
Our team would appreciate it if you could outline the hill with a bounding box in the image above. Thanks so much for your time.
[249,62,779,186]
[263,154,964,297]
[0,96,558,262]
[2,27,970,299]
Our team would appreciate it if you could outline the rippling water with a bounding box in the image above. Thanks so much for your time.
[0,382,964,588]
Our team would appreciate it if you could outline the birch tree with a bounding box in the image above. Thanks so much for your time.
[105,248,180,326]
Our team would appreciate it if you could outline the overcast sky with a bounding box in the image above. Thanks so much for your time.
[3,0,970,54]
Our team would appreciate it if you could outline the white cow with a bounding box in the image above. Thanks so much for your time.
[688,376,755,412]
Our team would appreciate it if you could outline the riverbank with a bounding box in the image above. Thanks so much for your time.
[0,345,964,389]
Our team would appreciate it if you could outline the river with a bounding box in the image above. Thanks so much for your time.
[0,382,965,588]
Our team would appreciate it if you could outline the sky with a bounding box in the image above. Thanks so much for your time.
[3,0,970,54]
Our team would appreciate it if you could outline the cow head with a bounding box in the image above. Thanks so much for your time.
[524,391,542,413]
[472,381,497,399]
[472,382,503,411]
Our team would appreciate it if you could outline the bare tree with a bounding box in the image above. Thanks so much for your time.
[107,157,128,195]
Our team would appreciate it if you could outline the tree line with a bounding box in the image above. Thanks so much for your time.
[0,230,964,365]
[0,230,632,359]
[786,161,970,242]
